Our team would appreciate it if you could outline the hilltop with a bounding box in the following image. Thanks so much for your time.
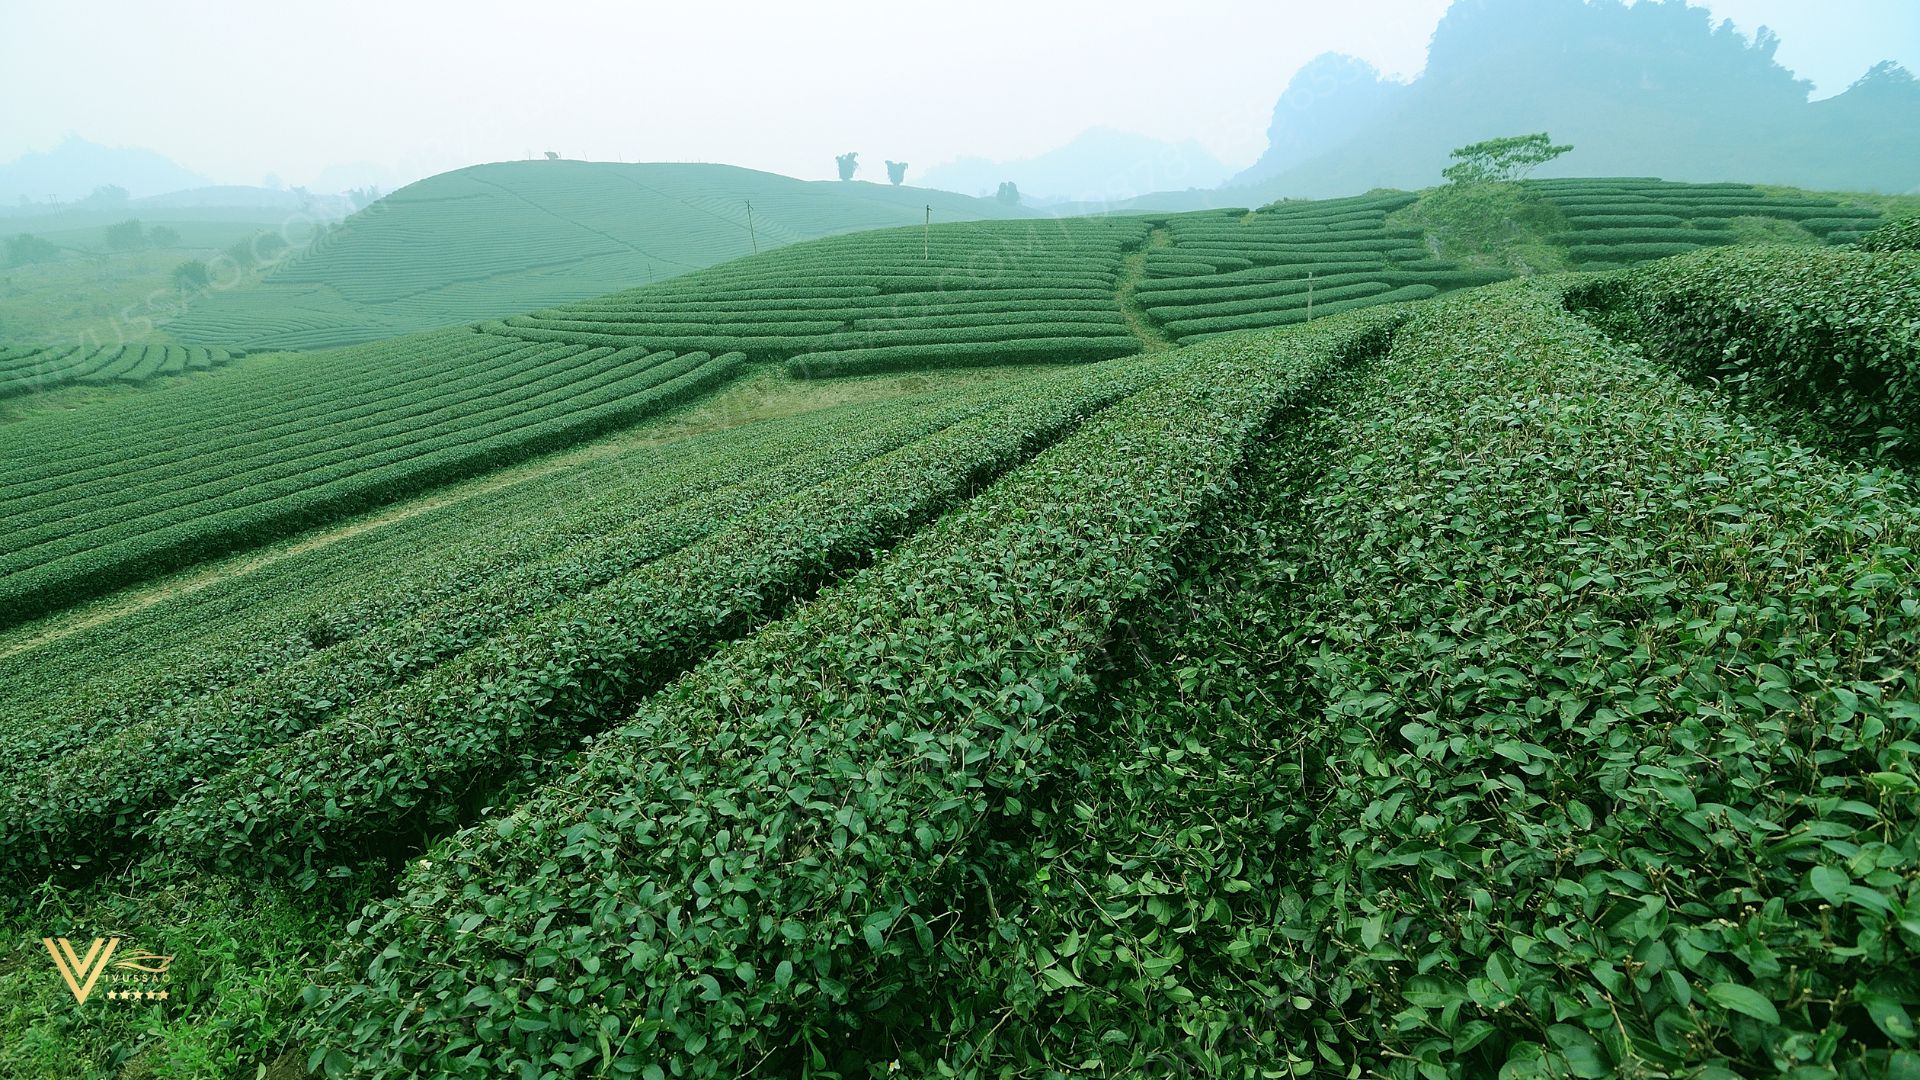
[160,161,1036,351]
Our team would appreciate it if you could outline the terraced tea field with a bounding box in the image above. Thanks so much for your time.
[1133,192,1513,341]
[2,174,1915,1078]
[0,343,239,398]
[1529,176,1884,267]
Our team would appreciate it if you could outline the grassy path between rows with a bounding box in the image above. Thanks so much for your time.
[1115,224,1176,353]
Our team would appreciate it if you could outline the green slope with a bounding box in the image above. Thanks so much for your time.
[1,235,1917,1076]
[160,161,1035,351]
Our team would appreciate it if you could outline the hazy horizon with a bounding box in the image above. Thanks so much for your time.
[3,0,1915,194]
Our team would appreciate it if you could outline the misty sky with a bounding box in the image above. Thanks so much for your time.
[3,0,1915,191]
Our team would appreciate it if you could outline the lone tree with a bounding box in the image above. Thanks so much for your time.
[995,181,1020,207]
[836,152,860,181]
[148,225,182,248]
[5,234,59,266]
[1443,132,1572,185]
[105,219,148,251]
[886,160,908,186]
[172,259,211,292]
[225,231,289,270]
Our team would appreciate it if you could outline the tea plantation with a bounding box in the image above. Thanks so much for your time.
[1530,176,1885,267]
[159,161,1035,351]
[0,342,239,398]
[1,184,1915,1078]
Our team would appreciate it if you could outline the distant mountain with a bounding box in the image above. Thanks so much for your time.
[0,135,210,204]
[1234,55,1408,185]
[921,128,1232,204]
[135,186,355,217]
[1231,0,1920,197]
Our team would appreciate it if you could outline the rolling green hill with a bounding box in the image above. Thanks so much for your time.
[159,161,1036,351]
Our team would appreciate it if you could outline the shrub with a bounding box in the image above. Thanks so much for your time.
[1564,245,1920,463]
[1859,216,1920,253]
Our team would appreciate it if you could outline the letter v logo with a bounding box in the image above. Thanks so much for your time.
[43,937,121,1004]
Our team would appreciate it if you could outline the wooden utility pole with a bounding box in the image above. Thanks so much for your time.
[924,205,931,261]
[745,201,758,254]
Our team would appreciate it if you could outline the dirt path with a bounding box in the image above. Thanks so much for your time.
[1116,225,1176,353]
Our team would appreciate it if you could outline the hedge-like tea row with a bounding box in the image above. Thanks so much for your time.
[0,332,521,485]
[476,216,1156,374]
[1167,284,1441,340]
[1565,245,1920,463]
[147,357,1177,886]
[847,307,1121,331]
[1137,197,1505,341]
[1565,241,1706,262]
[0,385,1045,884]
[0,342,238,398]
[3,341,634,527]
[1143,252,1255,276]
[0,391,954,785]
[1552,227,1734,247]
[897,283,1920,1076]
[785,335,1140,378]
[0,346,744,630]
[1860,216,1920,253]
[1528,177,1881,265]
[1159,279,1399,324]
[296,309,1404,1079]
[1146,269,1507,319]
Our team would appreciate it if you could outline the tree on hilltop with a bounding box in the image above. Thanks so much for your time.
[995,181,1020,206]
[172,259,211,292]
[836,152,860,181]
[886,160,908,186]
[105,219,148,250]
[1443,132,1573,185]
